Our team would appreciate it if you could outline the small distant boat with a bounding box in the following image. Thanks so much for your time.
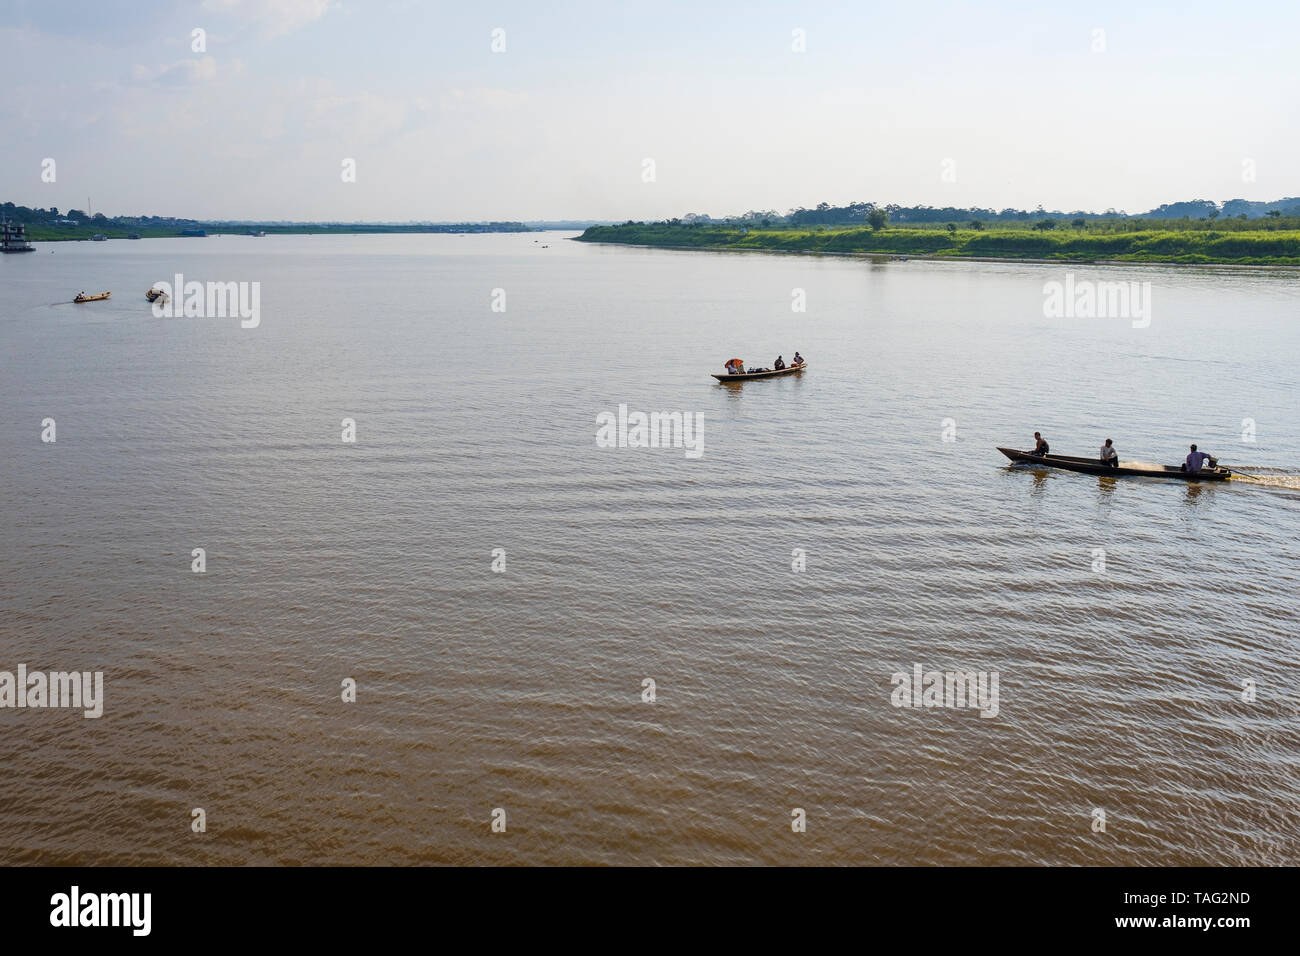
[997,447,1231,481]
[128,234,141,240]
[91,234,107,241]
[247,229,266,237]
[711,363,808,382]
[74,291,112,303]
[146,287,166,302]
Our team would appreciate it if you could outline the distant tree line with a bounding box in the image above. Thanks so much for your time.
[671,196,1300,229]
[1,201,204,228]
[0,201,531,237]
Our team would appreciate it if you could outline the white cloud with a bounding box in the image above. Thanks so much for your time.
[201,0,333,38]
[130,55,220,86]
[303,91,410,144]
[435,89,532,113]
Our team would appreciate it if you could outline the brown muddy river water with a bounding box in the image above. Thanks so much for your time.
[2,234,1297,864]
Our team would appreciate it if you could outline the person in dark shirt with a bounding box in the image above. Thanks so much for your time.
[1031,432,1049,456]
[1183,444,1213,473]
[773,355,785,370]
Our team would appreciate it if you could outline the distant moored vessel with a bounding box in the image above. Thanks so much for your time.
[1,219,35,253]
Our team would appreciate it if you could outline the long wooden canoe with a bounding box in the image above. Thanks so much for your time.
[74,291,112,303]
[711,363,807,382]
[997,447,1231,481]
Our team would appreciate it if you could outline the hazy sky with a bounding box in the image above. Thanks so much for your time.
[3,0,1297,221]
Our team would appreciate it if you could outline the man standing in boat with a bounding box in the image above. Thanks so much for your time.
[1100,439,1118,468]
[1183,444,1213,473]
[1031,432,1049,456]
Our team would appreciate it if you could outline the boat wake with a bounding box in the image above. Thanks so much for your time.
[1229,468,1300,491]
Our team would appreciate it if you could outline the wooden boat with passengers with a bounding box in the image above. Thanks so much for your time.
[711,362,807,382]
[997,447,1231,481]
[73,291,112,303]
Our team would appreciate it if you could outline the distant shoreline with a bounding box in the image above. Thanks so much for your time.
[575,224,1300,269]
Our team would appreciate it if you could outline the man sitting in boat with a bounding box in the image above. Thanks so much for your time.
[1183,444,1213,473]
[791,351,804,366]
[1100,439,1118,468]
[1031,432,1049,456]
[773,355,786,370]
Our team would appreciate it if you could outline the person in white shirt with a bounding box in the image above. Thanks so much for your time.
[1100,438,1118,468]
[1184,444,1213,473]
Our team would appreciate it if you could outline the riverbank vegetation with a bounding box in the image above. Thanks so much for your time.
[577,219,1300,265]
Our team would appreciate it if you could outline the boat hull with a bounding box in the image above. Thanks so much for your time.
[711,363,807,382]
[997,447,1230,481]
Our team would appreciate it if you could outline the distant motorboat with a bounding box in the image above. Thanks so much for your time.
[997,447,1232,482]
[91,234,107,241]
[128,234,141,240]
[74,291,112,303]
